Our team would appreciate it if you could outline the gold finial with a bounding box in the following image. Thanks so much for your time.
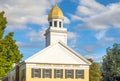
[48,5,64,20]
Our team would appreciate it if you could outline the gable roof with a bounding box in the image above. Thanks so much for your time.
[25,42,91,65]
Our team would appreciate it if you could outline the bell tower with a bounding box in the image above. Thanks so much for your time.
[45,5,67,47]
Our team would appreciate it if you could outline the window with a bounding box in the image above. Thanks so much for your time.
[54,69,63,78]
[65,69,74,78]
[49,22,52,26]
[43,69,52,78]
[32,68,41,78]
[59,22,61,27]
[21,69,26,81]
[54,21,57,27]
[76,70,84,79]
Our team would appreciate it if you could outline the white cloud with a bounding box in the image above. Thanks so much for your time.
[64,16,70,24]
[68,31,77,39]
[83,46,95,53]
[70,14,82,21]
[76,0,105,17]
[67,31,78,48]
[0,0,62,30]
[27,27,47,42]
[71,0,120,30]
[95,30,115,41]
[95,30,106,40]
[16,41,40,48]
[0,0,72,45]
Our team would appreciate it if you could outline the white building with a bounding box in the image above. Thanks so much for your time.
[7,5,91,81]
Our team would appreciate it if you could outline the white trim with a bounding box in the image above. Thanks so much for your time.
[26,64,89,69]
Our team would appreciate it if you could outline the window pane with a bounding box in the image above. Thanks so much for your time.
[54,69,63,78]
[54,21,57,27]
[59,22,61,27]
[76,70,84,79]
[32,68,41,78]
[43,69,52,78]
[65,69,74,78]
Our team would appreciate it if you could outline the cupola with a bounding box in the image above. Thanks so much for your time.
[48,5,64,20]
[48,5,64,28]
[45,5,67,47]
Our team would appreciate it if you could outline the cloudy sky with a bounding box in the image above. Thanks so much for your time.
[0,0,120,62]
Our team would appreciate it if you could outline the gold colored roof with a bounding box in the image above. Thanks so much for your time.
[48,5,64,20]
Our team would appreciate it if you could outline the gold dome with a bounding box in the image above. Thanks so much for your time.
[48,5,64,20]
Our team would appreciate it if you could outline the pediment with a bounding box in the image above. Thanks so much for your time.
[25,42,91,65]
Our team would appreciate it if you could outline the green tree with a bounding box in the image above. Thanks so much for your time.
[0,11,22,80]
[0,11,7,39]
[102,43,120,81]
[88,58,101,81]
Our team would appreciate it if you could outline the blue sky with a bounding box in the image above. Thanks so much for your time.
[0,0,120,62]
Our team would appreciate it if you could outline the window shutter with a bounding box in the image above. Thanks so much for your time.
[61,69,63,78]
[72,70,74,79]
[32,68,34,78]
[75,70,77,78]
[43,69,45,78]
[54,69,56,78]
[38,69,41,78]
[50,69,52,78]
[65,70,67,78]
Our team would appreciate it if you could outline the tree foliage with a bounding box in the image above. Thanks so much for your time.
[88,58,101,81]
[102,43,120,81]
[0,11,7,39]
[0,11,23,80]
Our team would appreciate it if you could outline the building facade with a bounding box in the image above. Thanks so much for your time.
[5,5,91,81]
